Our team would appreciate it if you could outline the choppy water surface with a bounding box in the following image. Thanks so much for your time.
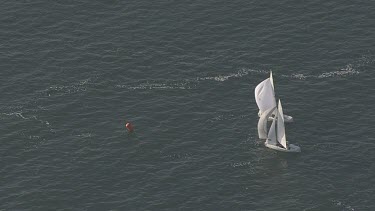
[1,0,375,210]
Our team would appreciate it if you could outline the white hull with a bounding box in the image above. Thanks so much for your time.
[267,114,293,122]
[265,141,301,153]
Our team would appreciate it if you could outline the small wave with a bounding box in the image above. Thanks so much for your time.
[31,115,50,126]
[1,112,52,131]
[206,114,233,122]
[231,161,253,168]
[231,161,257,174]
[242,132,259,147]
[77,133,93,138]
[28,135,41,140]
[25,134,47,150]
[357,54,375,66]
[331,199,355,211]
[161,152,193,160]
[206,114,249,123]
[7,113,55,150]
[1,112,27,119]
[16,130,47,150]
[311,143,337,151]
[0,105,24,111]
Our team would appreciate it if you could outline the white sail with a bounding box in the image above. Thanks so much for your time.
[270,71,278,117]
[257,106,276,139]
[267,115,277,146]
[255,72,294,123]
[276,104,287,149]
[278,99,284,122]
[270,71,274,91]
[254,78,276,114]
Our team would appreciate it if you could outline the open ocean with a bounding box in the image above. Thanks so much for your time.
[1,0,375,210]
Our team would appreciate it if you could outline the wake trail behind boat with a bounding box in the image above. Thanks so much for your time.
[115,68,268,90]
[282,55,375,80]
[283,64,360,80]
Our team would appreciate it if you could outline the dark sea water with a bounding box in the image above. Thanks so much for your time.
[1,0,375,210]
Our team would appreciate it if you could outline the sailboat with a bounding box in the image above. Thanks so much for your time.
[254,71,293,122]
[263,100,301,153]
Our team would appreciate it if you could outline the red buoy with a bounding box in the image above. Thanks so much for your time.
[125,122,134,132]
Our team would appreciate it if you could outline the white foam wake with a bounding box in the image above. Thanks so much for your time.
[41,78,93,97]
[283,64,360,80]
[198,68,267,82]
[283,55,374,80]
[1,112,27,119]
[317,64,359,78]
[331,199,355,211]
[115,68,269,90]
[1,112,51,128]
[115,80,196,90]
